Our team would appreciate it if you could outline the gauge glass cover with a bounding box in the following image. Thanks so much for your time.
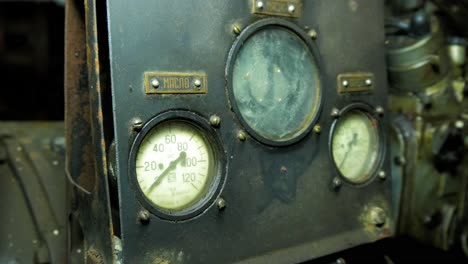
[232,27,321,142]
[135,120,216,211]
[331,110,380,183]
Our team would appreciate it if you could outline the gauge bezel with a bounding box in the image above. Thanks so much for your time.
[128,110,227,221]
[225,18,323,147]
[328,103,385,185]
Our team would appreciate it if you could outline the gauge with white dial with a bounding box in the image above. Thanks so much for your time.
[331,109,380,183]
[134,119,218,213]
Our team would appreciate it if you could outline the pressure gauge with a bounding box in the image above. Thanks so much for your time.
[227,19,322,146]
[129,111,226,220]
[330,106,382,184]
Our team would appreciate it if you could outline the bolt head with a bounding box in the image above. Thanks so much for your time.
[132,119,143,131]
[313,124,321,134]
[237,130,247,141]
[256,1,264,9]
[216,198,226,210]
[378,170,386,180]
[233,25,241,35]
[209,115,221,127]
[288,4,295,13]
[194,79,202,88]
[308,29,318,40]
[138,210,150,224]
[331,108,340,118]
[151,78,160,88]
[369,207,386,227]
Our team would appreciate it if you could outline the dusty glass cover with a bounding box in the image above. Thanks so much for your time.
[232,27,321,142]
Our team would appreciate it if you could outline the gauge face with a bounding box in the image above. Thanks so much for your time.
[331,110,380,183]
[231,25,321,144]
[135,120,216,212]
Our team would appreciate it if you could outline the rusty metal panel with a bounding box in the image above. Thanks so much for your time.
[106,1,393,263]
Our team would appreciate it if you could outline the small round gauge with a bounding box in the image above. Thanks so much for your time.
[130,112,225,219]
[331,109,381,183]
[227,19,322,146]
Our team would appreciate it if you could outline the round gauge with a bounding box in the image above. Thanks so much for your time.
[227,19,322,146]
[130,112,225,219]
[331,108,381,183]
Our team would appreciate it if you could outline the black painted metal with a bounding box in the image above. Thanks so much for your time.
[106,1,392,263]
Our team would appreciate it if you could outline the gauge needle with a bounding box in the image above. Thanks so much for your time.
[339,132,358,168]
[147,151,187,193]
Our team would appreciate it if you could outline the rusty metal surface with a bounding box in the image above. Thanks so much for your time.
[107,0,393,263]
[0,122,67,264]
[65,0,114,262]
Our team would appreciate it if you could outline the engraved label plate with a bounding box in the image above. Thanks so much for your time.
[145,72,207,94]
[252,0,303,18]
[337,73,375,94]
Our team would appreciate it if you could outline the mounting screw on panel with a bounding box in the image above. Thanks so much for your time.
[193,79,202,89]
[216,197,226,211]
[455,120,464,130]
[342,80,349,87]
[375,106,384,116]
[365,79,372,86]
[331,108,340,118]
[132,118,143,132]
[308,29,318,40]
[378,170,386,180]
[233,24,241,35]
[288,4,296,13]
[369,207,386,227]
[332,177,342,190]
[151,78,160,89]
[256,1,264,9]
[209,115,221,127]
[237,130,247,141]
[313,124,321,134]
[138,209,150,225]
[394,156,406,166]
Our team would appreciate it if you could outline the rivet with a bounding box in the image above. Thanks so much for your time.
[194,79,202,88]
[331,108,340,118]
[209,115,221,127]
[308,29,318,40]
[455,120,464,129]
[336,258,346,264]
[132,118,143,132]
[138,210,150,224]
[288,4,295,13]
[216,198,226,210]
[365,79,372,86]
[378,170,386,180]
[313,124,321,134]
[375,106,384,116]
[256,1,264,9]
[233,25,241,35]
[332,177,342,190]
[53,229,59,236]
[237,130,247,141]
[369,207,386,227]
[395,156,406,166]
[151,78,159,88]
[342,80,349,87]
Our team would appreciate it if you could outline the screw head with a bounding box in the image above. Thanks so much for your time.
[194,79,202,88]
[256,1,264,9]
[342,80,349,87]
[288,4,295,13]
[331,108,340,118]
[209,115,221,127]
[132,118,143,131]
[369,207,386,227]
[216,198,226,210]
[455,120,464,130]
[138,210,150,224]
[375,106,384,116]
[378,170,386,180]
[308,29,318,40]
[332,177,342,190]
[336,258,346,264]
[237,130,247,141]
[395,156,406,166]
[233,25,241,35]
[313,124,321,134]
[151,78,160,88]
[365,79,372,86]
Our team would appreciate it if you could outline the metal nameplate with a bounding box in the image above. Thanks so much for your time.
[252,0,303,18]
[144,72,207,94]
[337,73,375,94]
